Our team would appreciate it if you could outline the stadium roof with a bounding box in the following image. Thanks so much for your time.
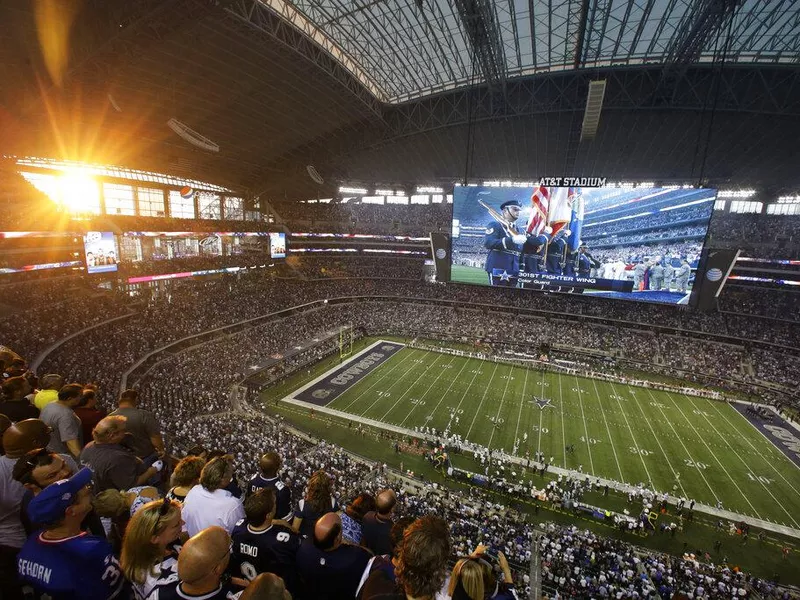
[0,0,799,199]
[281,0,800,103]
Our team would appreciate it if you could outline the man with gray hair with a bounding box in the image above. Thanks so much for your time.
[182,454,245,536]
[79,415,162,492]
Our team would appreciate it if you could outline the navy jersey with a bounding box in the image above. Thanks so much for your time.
[246,474,292,521]
[17,531,127,600]
[484,220,521,276]
[296,539,372,600]
[230,520,301,594]
[158,582,241,600]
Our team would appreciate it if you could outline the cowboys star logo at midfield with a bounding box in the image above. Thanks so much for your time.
[532,396,553,409]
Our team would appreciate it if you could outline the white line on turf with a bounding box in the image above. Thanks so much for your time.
[626,386,688,499]
[465,362,501,439]
[376,352,449,422]
[399,354,463,427]
[643,387,719,503]
[338,348,419,412]
[487,364,515,449]
[446,358,491,435]
[589,377,622,481]
[608,381,654,487]
[682,394,799,528]
[512,367,529,454]
[664,391,761,518]
[422,356,472,431]
[560,374,567,469]
[361,352,442,418]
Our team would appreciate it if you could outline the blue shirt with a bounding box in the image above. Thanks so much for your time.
[246,474,292,521]
[17,531,127,600]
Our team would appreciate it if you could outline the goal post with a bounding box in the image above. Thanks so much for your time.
[339,324,354,359]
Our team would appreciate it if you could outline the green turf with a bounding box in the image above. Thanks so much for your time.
[301,346,800,527]
[451,264,491,285]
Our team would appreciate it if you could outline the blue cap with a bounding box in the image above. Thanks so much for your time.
[500,200,521,210]
[27,467,93,524]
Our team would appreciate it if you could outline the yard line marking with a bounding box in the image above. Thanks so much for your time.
[447,359,491,434]
[608,382,653,487]
[340,348,419,412]
[664,391,760,517]
[361,352,441,418]
[465,362,501,439]
[536,374,546,458]
[627,386,688,498]
[683,395,800,528]
[560,373,567,469]
[397,354,459,426]
[487,365,515,449]
[589,377,622,481]
[714,402,800,497]
[512,367,529,453]
[410,355,471,428]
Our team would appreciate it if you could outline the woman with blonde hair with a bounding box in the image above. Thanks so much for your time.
[447,548,517,600]
[120,498,184,600]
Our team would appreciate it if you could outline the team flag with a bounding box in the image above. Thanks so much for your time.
[567,188,584,253]
[526,186,550,235]
[547,187,574,237]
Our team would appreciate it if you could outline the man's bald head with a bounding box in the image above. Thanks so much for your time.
[259,452,281,477]
[376,489,397,516]
[92,415,127,444]
[179,526,231,585]
[313,512,342,551]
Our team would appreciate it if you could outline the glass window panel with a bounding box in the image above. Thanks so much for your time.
[102,183,135,215]
[169,190,196,219]
[223,196,244,220]
[197,192,221,219]
[137,187,166,217]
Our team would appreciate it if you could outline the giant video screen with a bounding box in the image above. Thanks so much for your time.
[450,184,717,305]
[270,232,286,259]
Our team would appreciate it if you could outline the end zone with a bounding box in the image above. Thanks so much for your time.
[286,340,405,407]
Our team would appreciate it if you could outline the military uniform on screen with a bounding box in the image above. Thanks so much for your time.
[662,262,674,290]
[521,231,549,275]
[577,245,601,277]
[484,200,526,287]
[633,261,647,290]
[546,230,569,275]
[675,260,691,292]
[650,264,664,290]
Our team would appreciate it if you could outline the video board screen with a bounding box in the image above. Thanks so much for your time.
[84,231,118,274]
[450,184,717,305]
[270,232,286,259]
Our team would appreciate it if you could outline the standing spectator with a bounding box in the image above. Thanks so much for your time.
[0,414,10,455]
[296,512,372,600]
[239,573,291,600]
[0,419,52,600]
[361,515,452,600]
[40,383,83,459]
[109,389,165,460]
[80,416,163,492]
[166,455,206,503]
[120,498,184,600]
[182,454,245,536]
[361,489,397,555]
[340,492,375,545]
[293,470,338,538]
[247,452,293,521]
[176,526,242,599]
[73,386,106,448]
[33,373,63,411]
[230,489,301,595]
[0,376,39,421]
[16,467,127,600]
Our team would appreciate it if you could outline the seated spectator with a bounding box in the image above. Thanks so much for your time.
[182,454,245,536]
[340,492,375,545]
[167,455,206,503]
[362,489,397,555]
[361,515,451,600]
[176,526,242,599]
[293,470,338,538]
[296,512,373,600]
[0,376,39,421]
[16,467,127,600]
[231,488,301,595]
[109,389,165,460]
[40,383,84,459]
[33,373,63,411]
[73,385,106,447]
[247,451,293,521]
[120,498,184,599]
[80,415,162,492]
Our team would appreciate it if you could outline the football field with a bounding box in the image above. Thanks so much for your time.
[285,344,800,527]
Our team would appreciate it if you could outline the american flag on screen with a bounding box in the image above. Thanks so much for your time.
[526,186,550,235]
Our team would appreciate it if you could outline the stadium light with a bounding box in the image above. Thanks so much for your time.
[717,190,756,198]
[777,196,800,203]
[339,186,368,195]
[417,186,443,193]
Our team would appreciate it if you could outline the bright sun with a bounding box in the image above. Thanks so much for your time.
[58,172,100,214]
